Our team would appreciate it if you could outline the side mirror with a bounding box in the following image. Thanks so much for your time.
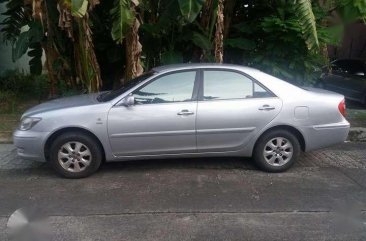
[122,95,135,107]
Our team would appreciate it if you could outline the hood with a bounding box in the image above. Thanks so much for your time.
[22,93,102,118]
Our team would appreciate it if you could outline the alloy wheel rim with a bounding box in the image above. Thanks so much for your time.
[263,137,293,166]
[58,141,92,172]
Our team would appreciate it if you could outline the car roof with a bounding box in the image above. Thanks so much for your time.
[151,63,254,73]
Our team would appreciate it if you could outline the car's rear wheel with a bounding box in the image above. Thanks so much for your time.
[49,132,102,178]
[253,129,300,172]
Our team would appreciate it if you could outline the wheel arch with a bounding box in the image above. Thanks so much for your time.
[254,125,306,152]
[44,127,106,162]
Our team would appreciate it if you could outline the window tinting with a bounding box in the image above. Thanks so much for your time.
[203,70,271,100]
[133,71,196,104]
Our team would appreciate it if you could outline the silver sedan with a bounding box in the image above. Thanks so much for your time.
[13,64,350,178]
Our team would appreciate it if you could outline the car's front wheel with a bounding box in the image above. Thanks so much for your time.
[253,129,300,172]
[49,132,102,178]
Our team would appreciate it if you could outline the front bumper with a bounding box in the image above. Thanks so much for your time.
[302,121,350,151]
[13,130,50,162]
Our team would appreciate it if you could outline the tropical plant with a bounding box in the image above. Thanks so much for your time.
[1,0,365,96]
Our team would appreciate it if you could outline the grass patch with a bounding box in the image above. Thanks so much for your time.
[348,109,366,119]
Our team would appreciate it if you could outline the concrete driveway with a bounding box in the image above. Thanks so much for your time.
[0,142,365,241]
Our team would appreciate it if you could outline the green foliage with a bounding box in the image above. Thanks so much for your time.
[337,0,366,22]
[11,21,44,75]
[1,0,365,91]
[178,0,205,23]
[225,38,256,50]
[72,0,89,18]
[110,0,135,44]
[293,0,319,50]
[161,50,183,64]
[0,69,48,97]
[0,0,31,44]
[0,90,17,113]
[191,32,211,50]
[28,42,43,75]
[0,69,49,113]
[223,1,329,84]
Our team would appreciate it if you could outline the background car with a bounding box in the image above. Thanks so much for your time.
[13,64,350,178]
[318,59,366,106]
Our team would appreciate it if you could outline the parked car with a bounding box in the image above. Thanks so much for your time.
[318,59,366,106]
[13,64,350,178]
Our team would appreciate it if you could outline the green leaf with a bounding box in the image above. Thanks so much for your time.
[12,31,29,62]
[225,38,256,50]
[192,32,211,50]
[318,25,343,46]
[28,21,44,43]
[28,42,43,75]
[178,0,205,23]
[110,0,135,44]
[292,0,319,50]
[161,50,183,64]
[72,0,89,18]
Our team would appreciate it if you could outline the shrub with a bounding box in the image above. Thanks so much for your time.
[0,90,17,113]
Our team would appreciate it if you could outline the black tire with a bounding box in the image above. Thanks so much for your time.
[49,132,102,178]
[253,129,300,172]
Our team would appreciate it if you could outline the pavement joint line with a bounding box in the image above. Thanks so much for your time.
[2,210,366,218]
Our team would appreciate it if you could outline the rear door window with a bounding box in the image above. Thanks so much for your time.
[202,70,273,100]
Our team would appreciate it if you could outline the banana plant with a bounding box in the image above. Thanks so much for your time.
[178,0,205,23]
[292,0,319,50]
[110,0,135,44]
[66,0,102,92]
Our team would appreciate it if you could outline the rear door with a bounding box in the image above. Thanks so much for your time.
[196,69,282,152]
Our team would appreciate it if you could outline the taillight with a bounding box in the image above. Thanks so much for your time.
[338,99,346,117]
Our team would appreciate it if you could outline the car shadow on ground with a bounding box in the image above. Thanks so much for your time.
[0,156,260,179]
[100,156,257,173]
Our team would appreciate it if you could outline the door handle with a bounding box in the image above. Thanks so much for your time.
[177,109,194,116]
[259,105,275,111]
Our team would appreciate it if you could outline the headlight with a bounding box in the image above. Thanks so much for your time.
[19,117,42,131]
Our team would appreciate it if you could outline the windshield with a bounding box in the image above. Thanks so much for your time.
[97,72,155,102]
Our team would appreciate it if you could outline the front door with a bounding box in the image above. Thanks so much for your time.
[196,70,282,152]
[108,70,199,156]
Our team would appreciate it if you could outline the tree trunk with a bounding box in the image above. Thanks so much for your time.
[124,2,143,82]
[74,16,102,92]
[57,0,102,92]
[200,0,213,31]
[223,0,236,39]
[214,0,224,63]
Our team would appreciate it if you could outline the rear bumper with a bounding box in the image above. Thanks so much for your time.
[301,121,350,151]
[13,130,49,162]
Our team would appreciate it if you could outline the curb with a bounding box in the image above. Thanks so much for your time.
[1,127,365,144]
